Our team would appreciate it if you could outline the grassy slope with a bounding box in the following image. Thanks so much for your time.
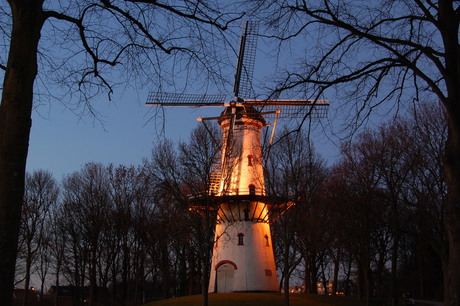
[145,293,364,306]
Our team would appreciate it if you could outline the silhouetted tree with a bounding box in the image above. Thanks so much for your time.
[146,124,220,306]
[265,128,327,305]
[402,103,447,300]
[251,2,459,303]
[17,170,58,306]
[180,125,221,306]
[325,103,446,304]
[60,163,112,305]
[335,133,389,305]
[0,2,241,304]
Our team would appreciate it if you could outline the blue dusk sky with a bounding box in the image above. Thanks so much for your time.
[27,87,342,180]
[24,18,398,180]
[25,24,349,180]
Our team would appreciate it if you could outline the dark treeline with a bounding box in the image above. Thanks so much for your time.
[16,103,446,306]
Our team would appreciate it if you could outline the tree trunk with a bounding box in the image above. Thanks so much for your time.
[283,235,290,306]
[444,109,460,306]
[303,255,311,294]
[23,253,32,306]
[89,249,97,306]
[201,261,209,306]
[439,1,460,305]
[331,248,341,296]
[0,2,44,305]
[54,264,60,306]
[389,200,400,306]
[188,251,195,295]
[283,262,290,306]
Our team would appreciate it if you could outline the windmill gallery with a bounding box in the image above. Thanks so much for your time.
[146,21,329,293]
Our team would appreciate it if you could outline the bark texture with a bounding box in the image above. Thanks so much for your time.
[440,1,460,304]
[0,1,44,305]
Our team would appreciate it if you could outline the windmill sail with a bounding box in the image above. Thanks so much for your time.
[145,20,330,294]
[146,92,226,107]
[233,21,259,100]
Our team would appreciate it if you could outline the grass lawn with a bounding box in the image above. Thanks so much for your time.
[145,293,365,306]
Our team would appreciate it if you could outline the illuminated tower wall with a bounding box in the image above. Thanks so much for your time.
[208,107,278,293]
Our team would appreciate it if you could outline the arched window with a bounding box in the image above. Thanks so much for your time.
[249,184,256,195]
[247,155,253,166]
[237,233,245,245]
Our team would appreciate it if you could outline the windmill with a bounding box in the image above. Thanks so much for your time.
[146,21,329,293]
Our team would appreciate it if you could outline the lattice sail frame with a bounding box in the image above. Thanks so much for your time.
[145,20,330,200]
[146,93,329,119]
[233,21,259,100]
[146,92,226,107]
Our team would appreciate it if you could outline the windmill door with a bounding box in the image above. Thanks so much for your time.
[216,263,235,293]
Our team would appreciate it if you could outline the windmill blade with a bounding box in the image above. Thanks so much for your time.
[233,21,259,100]
[244,99,329,106]
[244,99,330,119]
[146,92,227,107]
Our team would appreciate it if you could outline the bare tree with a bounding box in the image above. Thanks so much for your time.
[106,164,155,304]
[334,133,389,305]
[365,119,418,305]
[265,128,327,305]
[146,124,221,306]
[16,170,58,305]
[60,163,113,305]
[404,103,447,300]
[249,2,459,304]
[178,124,221,306]
[324,104,446,304]
[0,2,241,304]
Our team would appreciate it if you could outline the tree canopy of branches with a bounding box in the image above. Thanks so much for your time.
[250,1,459,304]
[0,1,241,305]
[17,170,58,305]
[12,109,447,305]
[265,128,328,306]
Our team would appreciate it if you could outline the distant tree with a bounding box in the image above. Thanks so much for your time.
[16,170,58,306]
[320,167,357,296]
[178,124,221,306]
[52,163,157,305]
[402,103,447,299]
[35,226,53,300]
[0,2,241,304]
[265,128,327,305]
[327,103,447,304]
[366,119,417,305]
[107,164,154,304]
[146,124,221,306]
[335,134,389,305]
[60,163,112,305]
[48,205,67,306]
[250,2,459,303]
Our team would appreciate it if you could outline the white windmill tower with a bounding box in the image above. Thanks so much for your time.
[146,21,329,293]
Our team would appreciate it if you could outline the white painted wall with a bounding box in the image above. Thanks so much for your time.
[208,107,279,293]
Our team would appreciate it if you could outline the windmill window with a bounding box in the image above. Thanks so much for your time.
[244,208,250,221]
[237,233,244,245]
[249,184,256,195]
[247,155,253,166]
[264,234,270,247]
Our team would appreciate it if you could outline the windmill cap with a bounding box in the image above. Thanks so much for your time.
[218,106,266,126]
